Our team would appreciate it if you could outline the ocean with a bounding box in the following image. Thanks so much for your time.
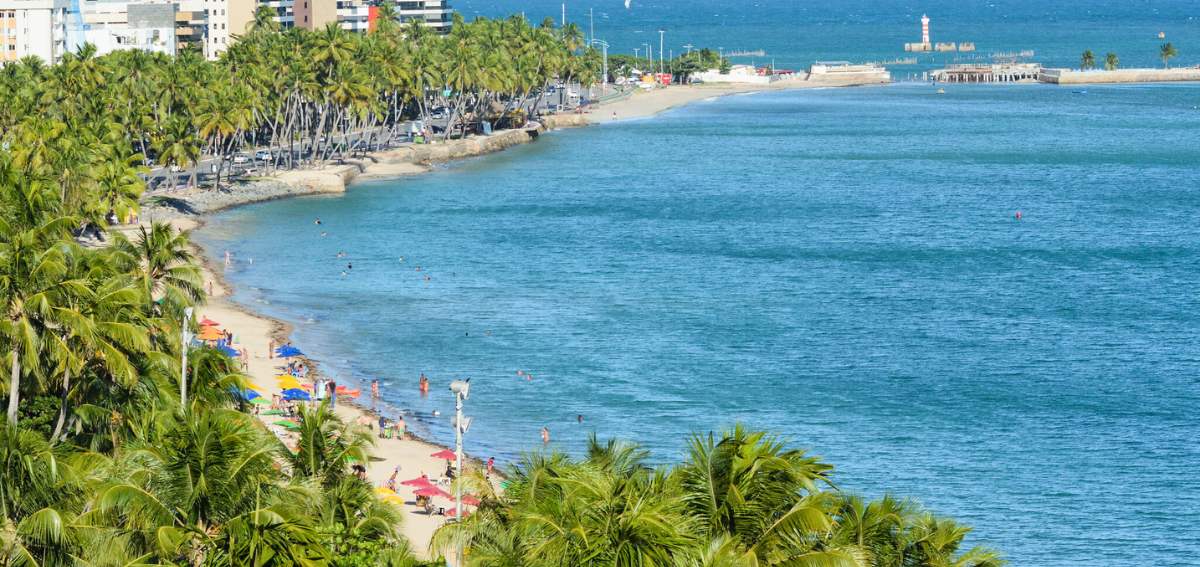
[196,3,1200,565]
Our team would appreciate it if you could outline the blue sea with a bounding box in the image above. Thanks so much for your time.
[196,2,1200,565]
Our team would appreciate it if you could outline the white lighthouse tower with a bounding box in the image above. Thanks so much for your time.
[921,14,931,45]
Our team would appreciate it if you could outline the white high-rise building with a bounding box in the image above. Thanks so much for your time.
[336,0,451,35]
[79,0,179,56]
[0,0,71,65]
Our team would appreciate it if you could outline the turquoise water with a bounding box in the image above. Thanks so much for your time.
[461,0,1200,73]
[197,83,1200,565]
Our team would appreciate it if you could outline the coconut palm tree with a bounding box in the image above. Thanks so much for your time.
[0,422,84,566]
[1105,52,1119,71]
[112,222,204,319]
[1160,43,1177,68]
[1080,50,1095,70]
[288,401,373,488]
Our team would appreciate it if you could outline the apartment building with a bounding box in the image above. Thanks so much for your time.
[337,0,450,34]
[79,0,179,55]
[0,0,71,65]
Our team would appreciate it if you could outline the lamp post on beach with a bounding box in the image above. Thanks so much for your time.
[181,307,193,406]
[590,39,609,94]
[658,29,665,75]
[448,379,471,567]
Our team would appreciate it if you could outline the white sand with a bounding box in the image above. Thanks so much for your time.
[152,217,458,561]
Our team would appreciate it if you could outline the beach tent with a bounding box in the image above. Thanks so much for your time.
[431,449,457,461]
[282,388,311,401]
[275,345,304,358]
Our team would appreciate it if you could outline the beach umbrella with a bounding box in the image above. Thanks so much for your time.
[276,376,302,389]
[444,508,470,518]
[198,326,224,341]
[234,388,260,400]
[461,495,481,507]
[199,317,220,326]
[401,476,434,488]
[261,409,286,416]
[413,486,452,500]
[431,449,457,461]
[273,420,300,430]
[218,344,240,357]
[249,397,271,405]
[282,388,311,401]
[275,345,304,358]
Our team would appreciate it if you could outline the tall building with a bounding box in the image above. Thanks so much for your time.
[79,0,179,56]
[337,0,451,34]
[0,0,71,65]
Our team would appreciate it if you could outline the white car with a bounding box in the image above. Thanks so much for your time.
[232,153,251,164]
[255,150,272,161]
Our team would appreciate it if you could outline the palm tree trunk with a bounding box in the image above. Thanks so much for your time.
[7,347,20,425]
[50,367,70,442]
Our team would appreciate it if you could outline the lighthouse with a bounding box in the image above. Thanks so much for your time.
[921,14,930,45]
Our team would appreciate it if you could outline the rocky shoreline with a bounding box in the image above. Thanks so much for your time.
[140,113,592,223]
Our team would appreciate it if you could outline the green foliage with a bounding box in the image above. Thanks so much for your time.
[1080,50,1095,70]
[433,426,1004,567]
[1160,42,1177,68]
[1104,52,1119,71]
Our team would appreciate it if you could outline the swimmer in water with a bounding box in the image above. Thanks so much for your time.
[315,218,322,225]
[337,251,345,258]
[541,427,550,444]
[1015,211,1023,221]
[340,271,347,277]
[320,232,327,237]
[415,266,422,272]
[347,263,352,270]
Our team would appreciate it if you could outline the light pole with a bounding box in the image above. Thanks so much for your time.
[181,307,194,406]
[449,379,472,567]
[590,39,609,94]
[658,29,665,75]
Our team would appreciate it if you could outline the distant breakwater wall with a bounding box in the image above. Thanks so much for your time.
[1039,67,1200,84]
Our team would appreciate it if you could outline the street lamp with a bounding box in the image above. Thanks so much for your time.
[658,29,665,75]
[448,379,471,567]
[181,307,194,406]
[590,39,609,94]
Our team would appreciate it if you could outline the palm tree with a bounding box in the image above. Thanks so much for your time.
[1104,52,1119,71]
[0,422,83,565]
[1080,50,1095,71]
[1161,42,1177,68]
[112,222,204,318]
[288,401,373,488]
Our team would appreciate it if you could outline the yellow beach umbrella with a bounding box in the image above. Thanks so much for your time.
[276,375,302,388]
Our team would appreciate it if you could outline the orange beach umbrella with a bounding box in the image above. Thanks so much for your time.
[197,326,224,341]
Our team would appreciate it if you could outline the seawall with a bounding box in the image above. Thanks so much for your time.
[1039,67,1200,84]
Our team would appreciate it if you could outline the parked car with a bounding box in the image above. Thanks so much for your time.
[255,150,272,161]
[232,153,251,164]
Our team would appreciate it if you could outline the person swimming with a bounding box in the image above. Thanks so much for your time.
[314,218,322,225]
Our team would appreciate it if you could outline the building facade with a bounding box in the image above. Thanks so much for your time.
[0,0,71,64]
[79,0,179,56]
[337,0,452,34]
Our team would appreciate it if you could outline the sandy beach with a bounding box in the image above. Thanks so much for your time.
[140,79,879,559]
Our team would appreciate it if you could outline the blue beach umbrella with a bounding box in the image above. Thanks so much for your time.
[233,388,261,401]
[218,344,240,357]
[282,388,311,401]
[275,345,304,358]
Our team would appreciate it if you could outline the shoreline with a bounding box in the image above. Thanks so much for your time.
[144,80,879,557]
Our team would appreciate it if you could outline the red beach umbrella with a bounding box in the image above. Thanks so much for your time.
[461,495,481,507]
[444,508,470,518]
[431,449,457,461]
[413,486,452,499]
[401,476,434,487]
[199,317,220,326]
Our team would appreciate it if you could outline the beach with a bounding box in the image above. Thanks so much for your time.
[150,80,889,559]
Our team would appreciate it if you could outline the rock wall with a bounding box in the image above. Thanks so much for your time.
[1039,68,1200,84]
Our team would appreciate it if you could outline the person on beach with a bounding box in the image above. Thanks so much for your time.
[541,427,550,444]
[224,250,231,267]
[395,416,406,438]
[371,379,379,406]
[486,457,495,478]
[386,467,398,491]
[328,381,337,407]
[378,415,387,438]
[419,374,429,394]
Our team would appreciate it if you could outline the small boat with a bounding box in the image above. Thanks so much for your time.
[936,88,945,95]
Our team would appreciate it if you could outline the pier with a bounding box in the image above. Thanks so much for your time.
[932,63,1042,83]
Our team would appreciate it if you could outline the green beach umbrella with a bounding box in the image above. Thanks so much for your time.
[261,409,286,416]
[249,397,271,405]
[274,420,300,430]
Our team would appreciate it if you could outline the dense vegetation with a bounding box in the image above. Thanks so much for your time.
[433,428,1003,567]
[0,11,1002,567]
[0,10,600,192]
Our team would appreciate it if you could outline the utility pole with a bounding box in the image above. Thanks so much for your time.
[561,3,566,27]
[589,7,593,44]
[449,380,471,567]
